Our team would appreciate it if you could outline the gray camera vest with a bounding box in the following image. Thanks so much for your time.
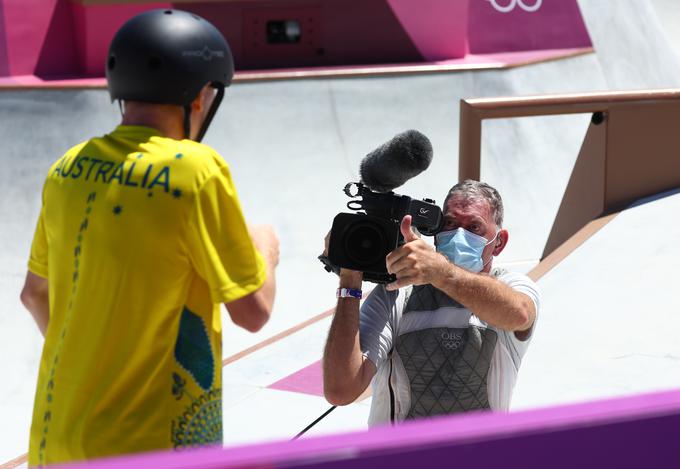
[391,284,498,419]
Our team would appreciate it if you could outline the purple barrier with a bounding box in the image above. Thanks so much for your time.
[468,0,591,54]
[56,389,680,469]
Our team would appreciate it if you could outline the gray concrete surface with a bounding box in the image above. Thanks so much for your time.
[3,0,680,462]
[646,0,680,76]
[578,0,680,90]
[512,189,680,410]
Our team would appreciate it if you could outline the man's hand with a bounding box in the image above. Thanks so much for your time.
[322,230,331,257]
[385,215,450,291]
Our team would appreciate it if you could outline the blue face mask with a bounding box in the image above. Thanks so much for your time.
[435,228,498,273]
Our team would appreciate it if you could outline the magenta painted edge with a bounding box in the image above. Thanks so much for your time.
[53,388,680,469]
[0,48,591,89]
[465,47,591,64]
[268,360,324,396]
[233,47,590,72]
[0,74,107,88]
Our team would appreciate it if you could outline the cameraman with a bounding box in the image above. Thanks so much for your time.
[322,180,539,424]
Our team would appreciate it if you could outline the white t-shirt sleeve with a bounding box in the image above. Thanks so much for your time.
[495,269,542,360]
[359,285,398,368]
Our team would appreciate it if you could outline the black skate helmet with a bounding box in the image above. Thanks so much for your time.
[106,9,234,142]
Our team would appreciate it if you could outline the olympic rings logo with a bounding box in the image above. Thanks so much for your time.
[441,331,463,350]
[486,0,542,13]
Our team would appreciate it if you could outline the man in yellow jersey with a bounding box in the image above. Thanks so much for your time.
[19,9,279,466]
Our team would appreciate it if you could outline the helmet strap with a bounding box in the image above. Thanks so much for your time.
[195,84,225,143]
[183,104,192,140]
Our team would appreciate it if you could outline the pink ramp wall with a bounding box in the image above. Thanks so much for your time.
[387,0,469,61]
[72,2,171,77]
[2,0,58,76]
[468,0,591,53]
[33,0,79,78]
[0,0,592,81]
[0,1,9,76]
[188,0,424,70]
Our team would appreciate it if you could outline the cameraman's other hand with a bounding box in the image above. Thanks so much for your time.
[385,215,448,291]
[249,224,280,268]
[322,230,363,282]
[322,230,331,257]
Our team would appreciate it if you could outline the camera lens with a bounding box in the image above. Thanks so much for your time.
[344,221,386,267]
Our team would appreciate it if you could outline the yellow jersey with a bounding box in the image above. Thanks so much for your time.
[27,125,266,466]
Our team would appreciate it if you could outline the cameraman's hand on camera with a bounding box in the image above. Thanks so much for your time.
[322,230,331,258]
[322,230,363,282]
[385,215,450,291]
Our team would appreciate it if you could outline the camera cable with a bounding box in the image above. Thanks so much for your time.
[291,405,337,440]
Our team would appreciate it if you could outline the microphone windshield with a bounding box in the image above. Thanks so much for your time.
[359,130,433,192]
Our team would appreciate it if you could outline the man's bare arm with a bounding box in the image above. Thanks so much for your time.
[226,225,279,333]
[322,270,377,406]
[20,271,49,337]
[429,266,535,335]
[386,216,535,337]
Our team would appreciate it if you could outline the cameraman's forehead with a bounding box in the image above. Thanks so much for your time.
[444,194,493,223]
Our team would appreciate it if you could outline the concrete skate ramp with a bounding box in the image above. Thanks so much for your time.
[650,0,680,59]
[2,0,680,463]
[513,189,680,410]
[0,59,601,460]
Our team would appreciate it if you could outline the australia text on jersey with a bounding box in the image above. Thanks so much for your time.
[52,155,171,193]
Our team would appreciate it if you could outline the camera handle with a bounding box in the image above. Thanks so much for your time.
[343,182,362,197]
[318,254,341,275]
[347,200,363,211]
[319,253,396,284]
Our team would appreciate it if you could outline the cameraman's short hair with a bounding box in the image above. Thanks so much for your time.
[444,180,504,227]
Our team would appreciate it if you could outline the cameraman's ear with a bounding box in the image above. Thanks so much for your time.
[493,229,508,256]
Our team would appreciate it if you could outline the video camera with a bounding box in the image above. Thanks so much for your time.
[320,130,444,284]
